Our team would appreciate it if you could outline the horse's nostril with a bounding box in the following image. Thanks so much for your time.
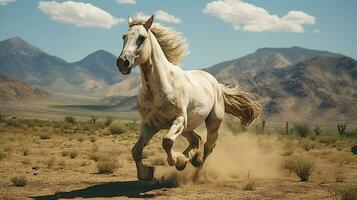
[124,59,129,67]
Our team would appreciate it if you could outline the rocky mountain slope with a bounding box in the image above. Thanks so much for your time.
[0,74,52,103]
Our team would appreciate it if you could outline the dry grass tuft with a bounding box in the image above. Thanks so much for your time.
[109,123,126,135]
[242,181,256,191]
[10,176,27,187]
[151,157,166,166]
[329,184,357,200]
[69,150,78,159]
[284,156,315,181]
[97,159,118,174]
[45,157,56,169]
[39,133,50,140]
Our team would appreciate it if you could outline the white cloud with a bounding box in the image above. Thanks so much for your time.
[0,0,15,6]
[38,1,125,29]
[155,10,181,24]
[135,10,181,24]
[114,0,136,4]
[313,29,320,33]
[203,0,315,33]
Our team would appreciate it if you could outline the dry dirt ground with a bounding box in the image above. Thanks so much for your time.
[0,120,356,200]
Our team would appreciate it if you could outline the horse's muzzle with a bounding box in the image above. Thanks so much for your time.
[116,57,132,75]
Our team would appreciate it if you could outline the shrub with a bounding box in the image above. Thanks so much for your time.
[69,150,78,159]
[61,150,69,157]
[104,117,113,127]
[45,157,56,169]
[335,170,346,183]
[90,152,107,162]
[293,123,311,138]
[11,176,27,187]
[90,136,97,143]
[126,121,139,132]
[0,151,7,160]
[109,123,126,135]
[242,181,256,191]
[39,133,50,140]
[65,116,75,124]
[301,140,316,151]
[284,156,314,181]
[97,159,118,174]
[330,184,357,200]
[77,136,84,142]
[22,148,30,156]
[152,157,166,166]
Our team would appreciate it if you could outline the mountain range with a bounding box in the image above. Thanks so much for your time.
[0,37,356,121]
[0,74,51,103]
[0,37,134,96]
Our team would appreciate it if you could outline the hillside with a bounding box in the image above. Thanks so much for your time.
[240,56,357,121]
[205,46,341,85]
[0,74,52,103]
[0,37,129,96]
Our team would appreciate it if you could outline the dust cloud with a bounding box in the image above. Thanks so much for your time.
[157,129,284,185]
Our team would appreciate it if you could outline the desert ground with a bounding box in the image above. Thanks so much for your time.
[0,116,356,200]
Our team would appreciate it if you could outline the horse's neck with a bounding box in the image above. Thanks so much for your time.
[140,31,177,95]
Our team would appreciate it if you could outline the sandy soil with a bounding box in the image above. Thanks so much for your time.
[0,121,356,200]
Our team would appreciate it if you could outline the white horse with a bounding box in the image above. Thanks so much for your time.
[116,15,261,181]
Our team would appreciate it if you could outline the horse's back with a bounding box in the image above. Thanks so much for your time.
[183,70,223,130]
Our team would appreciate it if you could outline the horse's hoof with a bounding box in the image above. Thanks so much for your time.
[175,155,187,171]
[162,137,174,151]
[191,154,203,167]
[138,165,155,181]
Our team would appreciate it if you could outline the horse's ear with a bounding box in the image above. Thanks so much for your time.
[128,16,133,26]
[144,15,154,31]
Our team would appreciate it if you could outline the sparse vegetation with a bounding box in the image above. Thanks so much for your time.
[104,117,113,127]
[109,122,126,135]
[313,126,321,136]
[10,176,27,187]
[242,181,256,191]
[39,132,50,140]
[97,159,118,174]
[69,150,78,159]
[284,156,314,181]
[293,123,311,138]
[337,123,347,136]
[330,184,357,200]
[152,157,166,165]
[45,157,56,169]
[64,116,75,124]
[0,151,7,160]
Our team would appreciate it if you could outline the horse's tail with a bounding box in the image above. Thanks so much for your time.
[220,84,262,126]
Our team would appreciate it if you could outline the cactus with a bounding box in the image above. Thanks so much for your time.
[337,123,347,135]
[90,116,97,124]
[313,126,321,136]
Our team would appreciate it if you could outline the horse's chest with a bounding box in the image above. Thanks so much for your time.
[138,93,181,129]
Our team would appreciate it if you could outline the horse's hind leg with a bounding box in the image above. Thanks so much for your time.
[192,104,224,167]
[182,131,201,157]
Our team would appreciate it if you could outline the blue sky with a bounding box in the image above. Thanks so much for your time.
[0,0,356,69]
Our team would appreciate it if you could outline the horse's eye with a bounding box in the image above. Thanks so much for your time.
[138,35,146,43]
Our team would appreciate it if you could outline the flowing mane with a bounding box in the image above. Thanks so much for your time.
[129,17,188,65]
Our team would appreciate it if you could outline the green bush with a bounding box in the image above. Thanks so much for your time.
[293,123,311,138]
[104,117,113,127]
[64,116,75,124]
[109,123,126,135]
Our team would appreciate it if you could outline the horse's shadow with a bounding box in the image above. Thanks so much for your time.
[32,180,176,200]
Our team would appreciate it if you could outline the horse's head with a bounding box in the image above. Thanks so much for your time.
[116,15,154,75]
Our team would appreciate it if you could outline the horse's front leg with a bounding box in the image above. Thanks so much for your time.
[132,123,157,181]
[162,114,188,170]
